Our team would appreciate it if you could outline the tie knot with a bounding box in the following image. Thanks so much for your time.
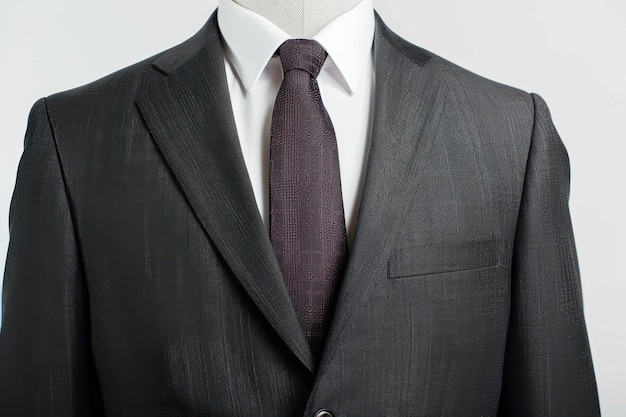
[278,39,327,79]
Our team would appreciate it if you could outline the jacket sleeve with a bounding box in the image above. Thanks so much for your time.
[497,93,601,416]
[0,98,104,415]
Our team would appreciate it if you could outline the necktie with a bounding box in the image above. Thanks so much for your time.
[269,39,349,358]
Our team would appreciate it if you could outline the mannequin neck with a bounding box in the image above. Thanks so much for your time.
[232,0,363,38]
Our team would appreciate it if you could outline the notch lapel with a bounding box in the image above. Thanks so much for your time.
[315,11,449,377]
[135,12,315,372]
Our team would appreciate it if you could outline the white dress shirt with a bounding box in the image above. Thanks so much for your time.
[217,0,375,250]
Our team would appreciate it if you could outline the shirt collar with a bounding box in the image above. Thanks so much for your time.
[217,0,375,95]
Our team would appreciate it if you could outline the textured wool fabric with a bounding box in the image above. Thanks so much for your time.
[0,9,600,417]
[270,39,349,359]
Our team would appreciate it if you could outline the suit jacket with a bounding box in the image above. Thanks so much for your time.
[0,9,600,417]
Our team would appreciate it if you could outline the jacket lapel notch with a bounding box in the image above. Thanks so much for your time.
[135,12,315,373]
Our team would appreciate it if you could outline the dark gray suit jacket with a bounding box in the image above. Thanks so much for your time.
[0,9,600,417]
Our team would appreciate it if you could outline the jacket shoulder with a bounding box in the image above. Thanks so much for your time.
[432,52,534,118]
[375,12,535,131]
[47,55,159,108]
[44,13,217,117]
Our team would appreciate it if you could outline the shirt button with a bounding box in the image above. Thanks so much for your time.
[314,410,333,417]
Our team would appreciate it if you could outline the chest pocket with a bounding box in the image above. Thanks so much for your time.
[388,237,500,279]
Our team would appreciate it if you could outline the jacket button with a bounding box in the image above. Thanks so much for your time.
[314,410,333,417]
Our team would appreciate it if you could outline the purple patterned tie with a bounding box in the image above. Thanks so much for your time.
[269,39,349,358]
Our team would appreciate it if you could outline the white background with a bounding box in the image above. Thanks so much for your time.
[1,0,624,414]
